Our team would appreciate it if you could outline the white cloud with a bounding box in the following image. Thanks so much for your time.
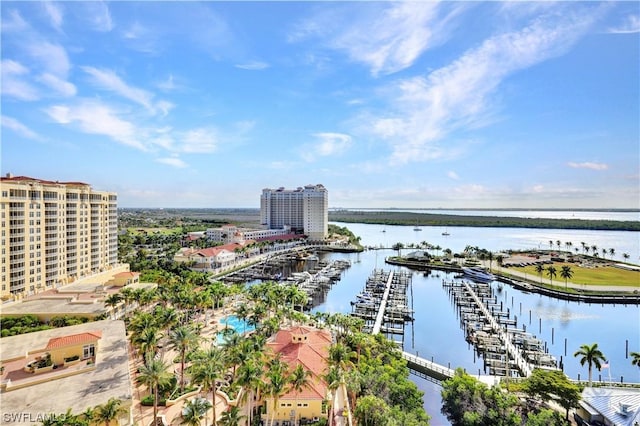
[447,171,460,180]
[366,8,598,165]
[82,66,171,115]
[26,40,71,78]
[155,157,188,168]
[293,2,462,76]
[235,61,270,70]
[301,132,353,162]
[86,0,113,32]
[1,115,41,140]
[46,101,146,151]
[608,14,640,34]
[567,161,608,171]
[179,128,218,153]
[1,59,39,101]
[38,73,76,97]
[1,9,29,33]
[43,1,63,31]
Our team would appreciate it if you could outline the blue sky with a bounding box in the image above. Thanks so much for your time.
[2,1,639,209]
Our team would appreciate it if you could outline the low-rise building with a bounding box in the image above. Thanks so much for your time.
[263,326,332,424]
[0,320,132,425]
[576,387,640,426]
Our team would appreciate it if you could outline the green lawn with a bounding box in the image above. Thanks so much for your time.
[518,263,640,287]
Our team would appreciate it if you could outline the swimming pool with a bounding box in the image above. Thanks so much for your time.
[217,315,255,345]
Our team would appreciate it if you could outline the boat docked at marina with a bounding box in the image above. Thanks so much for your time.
[462,266,496,283]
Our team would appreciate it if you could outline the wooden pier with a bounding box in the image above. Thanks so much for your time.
[444,279,559,378]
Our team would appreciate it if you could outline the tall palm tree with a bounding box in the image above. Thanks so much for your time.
[266,356,289,426]
[631,351,640,368]
[535,264,545,284]
[181,397,212,426]
[235,357,264,426]
[574,343,606,386]
[190,345,225,426]
[169,325,200,393]
[609,248,615,259]
[137,355,173,423]
[289,364,311,426]
[131,327,162,361]
[104,294,122,320]
[546,265,557,286]
[560,266,573,291]
[94,397,126,426]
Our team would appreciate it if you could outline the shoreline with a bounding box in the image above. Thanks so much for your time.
[384,257,640,304]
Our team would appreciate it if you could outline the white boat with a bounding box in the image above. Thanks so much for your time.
[462,266,496,283]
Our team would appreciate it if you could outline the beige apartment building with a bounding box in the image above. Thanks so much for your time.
[260,184,328,240]
[0,174,118,299]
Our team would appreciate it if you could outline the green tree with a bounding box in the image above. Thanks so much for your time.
[218,406,245,426]
[289,364,311,425]
[441,368,519,426]
[137,355,173,423]
[535,264,545,284]
[546,265,557,286]
[522,369,581,419]
[94,397,127,426]
[354,395,390,426]
[169,325,200,392]
[631,351,640,368]
[525,409,564,426]
[266,355,289,426]
[560,265,573,291]
[181,397,212,426]
[574,343,606,386]
[190,345,225,426]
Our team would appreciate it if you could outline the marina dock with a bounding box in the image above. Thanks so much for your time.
[351,269,414,343]
[444,279,559,377]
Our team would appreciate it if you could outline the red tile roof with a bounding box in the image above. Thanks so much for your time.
[45,331,102,350]
[114,272,139,278]
[266,326,332,400]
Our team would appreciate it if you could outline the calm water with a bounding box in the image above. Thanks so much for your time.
[311,222,640,425]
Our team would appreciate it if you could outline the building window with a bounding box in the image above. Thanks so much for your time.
[82,344,95,359]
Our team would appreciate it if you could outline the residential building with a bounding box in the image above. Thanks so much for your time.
[260,184,328,240]
[263,326,332,424]
[0,320,132,425]
[0,174,118,299]
[205,224,291,244]
[577,386,640,426]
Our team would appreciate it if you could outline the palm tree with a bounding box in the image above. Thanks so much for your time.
[190,345,225,426]
[546,265,557,286]
[266,356,289,426]
[218,406,245,426]
[289,364,311,425]
[137,355,173,423]
[574,343,606,386]
[235,357,263,426]
[631,351,640,368]
[560,266,573,291]
[131,327,162,360]
[169,325,200,392]
[609,248,615,259]
[94,397,126,426]
[535,264,545,284]
[104,294,122,319]
[181,397,212,426]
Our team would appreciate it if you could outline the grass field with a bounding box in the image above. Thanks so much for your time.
[127,227,182,236]
[517,263,640,287]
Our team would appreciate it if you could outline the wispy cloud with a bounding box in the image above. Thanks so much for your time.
[567,161,608,171]
[26,40,71,78]
[1,59,39,101]
[46,100,146,151]
[84,0,113,32]
[292,2,462,76]
[38,73,76,97]
[179,128,219,154]
[1,115,41,140]
[365,7,600,165]
[235,61,270,70]
[608,14,640,34]
[82,66,173,116]
[42,1,63,32]
[301,132,353,162]
[447,171,460,180]
[155,157,188,168]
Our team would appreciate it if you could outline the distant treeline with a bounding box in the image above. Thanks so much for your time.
[328,211,640,231]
